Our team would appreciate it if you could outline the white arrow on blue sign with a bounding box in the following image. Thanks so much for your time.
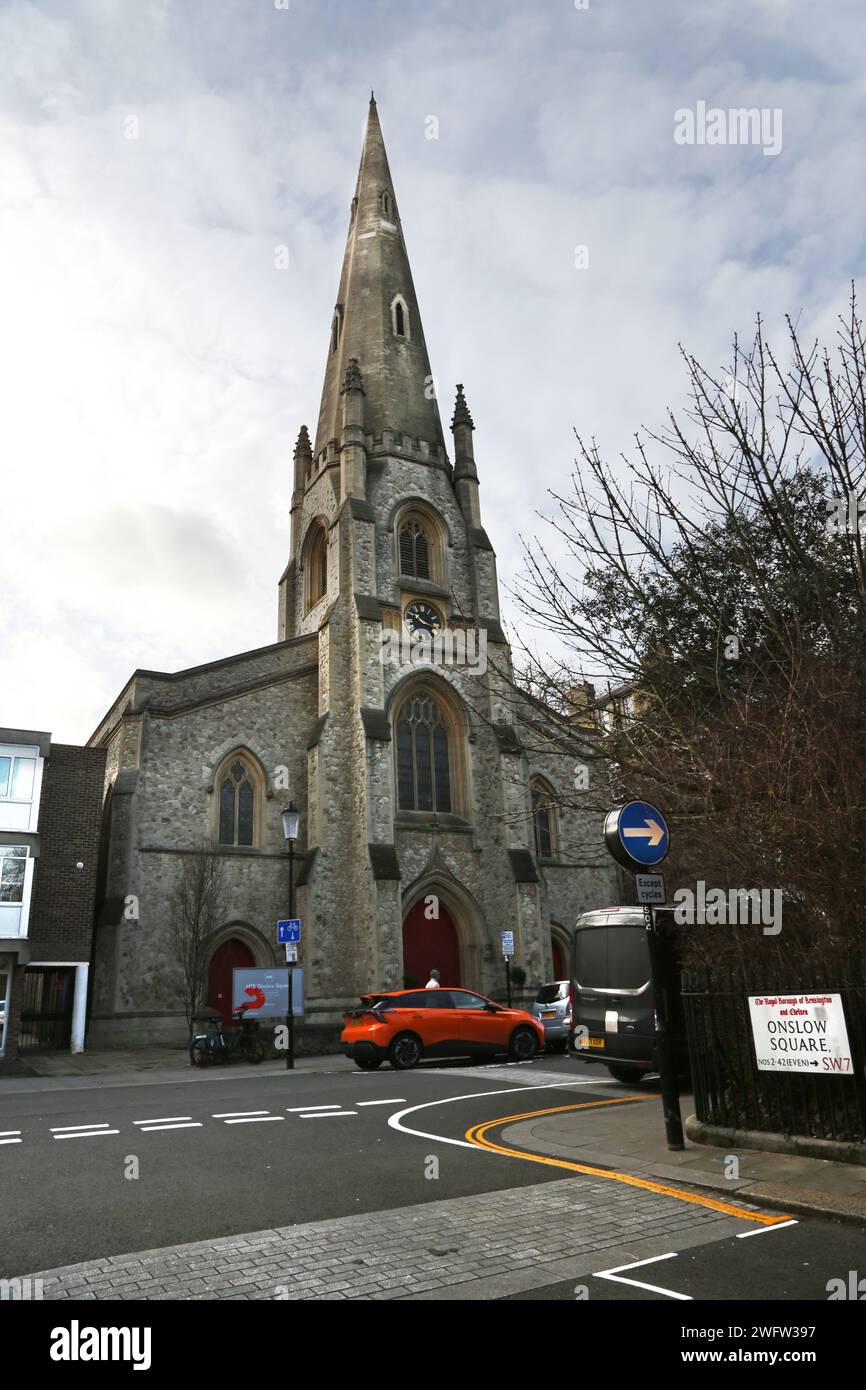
[277,919,301,943]
[604,801,670,869]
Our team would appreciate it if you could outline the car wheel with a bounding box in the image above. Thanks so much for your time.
[607,1063,646,1085]
[547,1039,568,1054]
[354,1057,383,1071]
[509,1027,538,1062]
[389,1033,422,1070]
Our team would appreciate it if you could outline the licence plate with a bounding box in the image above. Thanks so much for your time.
[542,1011,556,1019]
[584,1036,605,1048]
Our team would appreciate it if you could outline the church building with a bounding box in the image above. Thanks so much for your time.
[88,98,617,1046]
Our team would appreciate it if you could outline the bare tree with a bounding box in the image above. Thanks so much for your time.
[511,290,866,964]
[169,840,228,1037]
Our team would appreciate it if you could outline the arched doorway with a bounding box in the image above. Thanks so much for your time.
[208,938,254,1024]
[402,901,460,988]
[551,935,567,980]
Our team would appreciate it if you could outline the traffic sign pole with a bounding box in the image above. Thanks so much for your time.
[644,904,684,1151]
[603,800,683,1151]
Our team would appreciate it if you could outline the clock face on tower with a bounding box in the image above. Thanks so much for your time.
[404,600,442,636]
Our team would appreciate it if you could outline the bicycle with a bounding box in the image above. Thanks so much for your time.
[189,1003,267,1066]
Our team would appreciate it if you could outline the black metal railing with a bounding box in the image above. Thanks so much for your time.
[681,958,866,1145]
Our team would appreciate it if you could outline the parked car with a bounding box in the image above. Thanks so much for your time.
[531,980,572,1052]
[341,987,545,1070]
[569,906,686,1084]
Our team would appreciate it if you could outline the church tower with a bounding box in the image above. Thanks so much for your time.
[85,98,615,1048]
[277,97,555,1006]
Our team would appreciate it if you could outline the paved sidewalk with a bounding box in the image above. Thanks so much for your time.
[502,1086,866,1225]
[26,1174,746,1301]
[0,1047,356,1092]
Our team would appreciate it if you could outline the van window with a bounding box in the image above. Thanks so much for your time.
[573,926,649,990]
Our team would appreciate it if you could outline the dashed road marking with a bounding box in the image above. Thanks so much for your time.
[212,1111,270,1119]
[736,1218,799,1238]
[223,1115,285,1125]
[53,1129,121,1140]
[0,1132,22,1144]
[133,1117,193,1126]
[286,1105,342,1113]
[139,1122,204,1133]
[50,1123,113,1133]
[300,1111,358,1118]
[355,1099,406,1107]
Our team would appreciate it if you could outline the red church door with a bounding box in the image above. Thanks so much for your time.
[402,901,461,989]
[208,938,254,1024]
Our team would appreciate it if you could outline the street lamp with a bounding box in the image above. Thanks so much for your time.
[281,800,300,1070]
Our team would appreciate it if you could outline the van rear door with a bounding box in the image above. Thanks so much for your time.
[571,919,655,1060]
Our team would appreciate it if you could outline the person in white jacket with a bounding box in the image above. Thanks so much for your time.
[425,969,440,988]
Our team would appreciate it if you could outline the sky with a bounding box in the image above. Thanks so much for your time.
[1,0,865,741]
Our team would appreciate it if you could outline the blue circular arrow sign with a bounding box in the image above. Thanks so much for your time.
[604,800,670,868]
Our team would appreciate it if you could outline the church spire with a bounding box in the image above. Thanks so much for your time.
[313,99,446,462]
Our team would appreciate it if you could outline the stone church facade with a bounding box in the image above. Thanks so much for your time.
[88,99,617,1046]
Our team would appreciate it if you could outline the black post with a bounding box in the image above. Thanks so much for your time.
[505,957,512,1009]
[286,840,295,1072]
[644,904,684,1150]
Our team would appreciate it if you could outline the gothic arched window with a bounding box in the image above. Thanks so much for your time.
[531,778,558,858]
[303,522,328,612]
[218,758,257,847]
[399,519,430,579]
[396,694,452,813]
[390,294,409,340]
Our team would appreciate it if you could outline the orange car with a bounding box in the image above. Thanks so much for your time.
[340,986,545,1070]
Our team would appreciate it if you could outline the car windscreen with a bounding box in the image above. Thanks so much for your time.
[535,983,567,1004]
[573,926,649,990]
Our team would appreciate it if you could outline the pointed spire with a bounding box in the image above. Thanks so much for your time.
[293,425,312,458]
[313,100,446,460]
[451,383,474,431]
[341,357,364,394]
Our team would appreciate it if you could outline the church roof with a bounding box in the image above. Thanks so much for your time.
[313,97,446,459]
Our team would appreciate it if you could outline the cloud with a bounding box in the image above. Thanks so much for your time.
[0,0,864,738]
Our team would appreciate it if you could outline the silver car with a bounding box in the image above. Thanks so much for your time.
[531,980,571,1051]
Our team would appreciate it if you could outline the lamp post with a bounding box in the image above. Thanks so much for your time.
[281,801,300,1071]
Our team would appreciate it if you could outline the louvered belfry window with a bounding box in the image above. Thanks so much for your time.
[219,760,255,846]
[399,520,429,579]
[396,696,451,813]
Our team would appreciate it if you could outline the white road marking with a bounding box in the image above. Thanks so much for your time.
[50,1123,112,1132]
[594,1253,692,1300]
[0,1130,22,1137]
[0,1137,22,1145]
[223,1115,285,1125]
[212,1111,270,1119]
[300,1111,358,1118]
[736,1219,799,1239]
[139,1122,203,1133]
[388,1079,608,1150]
[285,1105,342,1113]
[355,1099,407,1107]
[133,1117,193,1126]
[54,1129,121,1140]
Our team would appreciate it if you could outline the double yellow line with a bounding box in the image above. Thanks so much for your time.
[465,1097,790,1225]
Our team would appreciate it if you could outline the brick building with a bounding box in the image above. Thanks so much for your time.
[0,729,105,1069]
[87,99,617,1047]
